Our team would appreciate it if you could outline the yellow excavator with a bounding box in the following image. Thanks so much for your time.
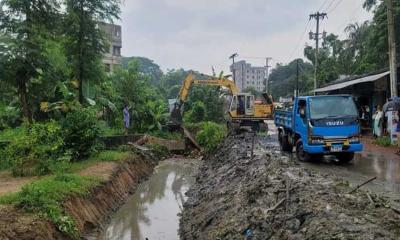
[170,73,274,133]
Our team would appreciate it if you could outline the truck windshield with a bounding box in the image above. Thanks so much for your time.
[309,96,358,119]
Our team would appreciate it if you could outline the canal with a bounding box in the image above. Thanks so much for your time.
[98,158,199,240]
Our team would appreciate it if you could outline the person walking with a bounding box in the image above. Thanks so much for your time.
[372,105,383,138]
[123,104,131,135]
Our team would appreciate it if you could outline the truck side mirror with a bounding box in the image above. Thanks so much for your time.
[299,108,306,118]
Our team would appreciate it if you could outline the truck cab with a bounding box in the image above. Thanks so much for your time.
[275,95,363,162]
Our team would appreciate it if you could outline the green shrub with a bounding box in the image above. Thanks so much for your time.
[185,101,205,123]
[3,174,99,238]
[0,104,21,130]
[0,125,27,141]
[62,108,101,161]
[375,136,392,147]
[147,144,171,159]
[196,122,226,152]
[4,121,66,176]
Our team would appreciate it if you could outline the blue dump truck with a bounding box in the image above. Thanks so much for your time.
[274,95,363,163]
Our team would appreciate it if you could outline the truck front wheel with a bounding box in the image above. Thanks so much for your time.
[296,140,311,162]
[335,152,355,163]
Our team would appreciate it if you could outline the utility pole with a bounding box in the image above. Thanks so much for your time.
[385,0,398,97]
[309,12,327,95]
[296,59,299,97]
[265,57,272,92]
[229,53,239,83]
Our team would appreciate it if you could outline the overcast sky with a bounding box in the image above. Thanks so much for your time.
[120,0,373,74]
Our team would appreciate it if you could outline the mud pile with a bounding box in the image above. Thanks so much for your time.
[179,133,400,239]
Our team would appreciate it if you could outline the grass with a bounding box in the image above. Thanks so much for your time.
[92,150,131,162]
[0,126,26,142]
[375,136,392,147]
[0,150,132,238]
[101,127,124,136]
[66,150,131,173]
[0,174,100,238]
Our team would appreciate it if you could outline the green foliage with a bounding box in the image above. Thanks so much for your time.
[109,61,168,133]
[0,126,26,142]
[147,144,171,160]
[62,108,101,161]
[122,56,163,85]
[0,174,99,238]
[269,59,314,98]
[91,150,130,162]
[0,0,61,122]
[185,85,225,123]
[375,136,392,147]
[185,101,206,123]
[4,121,66,176]
[196,122,226,152]
[0,104,21,129]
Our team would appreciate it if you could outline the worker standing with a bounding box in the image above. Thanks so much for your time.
[372,105,383,138]
[123,104,131,135]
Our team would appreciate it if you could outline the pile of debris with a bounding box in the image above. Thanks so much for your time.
[179,133,400,239]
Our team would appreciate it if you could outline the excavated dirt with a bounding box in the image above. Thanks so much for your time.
[0,205,65,240]
[180,133,400,239]
[0,150,158,240]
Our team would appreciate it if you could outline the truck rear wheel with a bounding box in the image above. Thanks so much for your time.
[296,141,311,162]
[280,135,293,152]
[335,152,355,163]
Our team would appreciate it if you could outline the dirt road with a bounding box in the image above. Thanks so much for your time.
[267,122,400,208]
[180,131,400,239]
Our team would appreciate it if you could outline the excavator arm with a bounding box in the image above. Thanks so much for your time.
[170,73,238,126]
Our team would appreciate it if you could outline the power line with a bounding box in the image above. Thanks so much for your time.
[318,0,330,11]
[287,19,311,62]
[327,0,343,13]
[322,0,336,12]
[241,56,266,59]
[333,3,364,33]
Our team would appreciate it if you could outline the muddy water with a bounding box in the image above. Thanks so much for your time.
[99,158,198,240]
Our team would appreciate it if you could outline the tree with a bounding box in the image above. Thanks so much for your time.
[64,0,121,104]
[0,0,60,123]
[110,60,166,132]
[243,86,259,97]
[269,59,313,98]
[122,56,163,85]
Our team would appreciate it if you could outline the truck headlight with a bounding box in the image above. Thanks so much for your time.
[349,136,360,143]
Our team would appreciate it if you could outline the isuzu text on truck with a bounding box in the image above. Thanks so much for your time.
[274,95,363,162]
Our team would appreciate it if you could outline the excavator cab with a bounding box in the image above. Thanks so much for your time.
[229,93,255,117]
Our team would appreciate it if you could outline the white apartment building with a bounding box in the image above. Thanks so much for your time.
[230,60,266,92]
[99,22,122,73]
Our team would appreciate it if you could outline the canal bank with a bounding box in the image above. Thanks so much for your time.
[0,150,161,240]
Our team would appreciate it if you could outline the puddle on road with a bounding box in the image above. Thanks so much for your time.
[352,151,400,190]
[99,158,198,240]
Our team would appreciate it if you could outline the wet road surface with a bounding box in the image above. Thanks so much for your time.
[99,158,198,240]
[268,121,400,207]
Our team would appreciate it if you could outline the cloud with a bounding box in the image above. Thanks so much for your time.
[120,0,372,74]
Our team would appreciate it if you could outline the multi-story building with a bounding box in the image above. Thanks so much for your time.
[99,22,122,73]
[230,60,266,92]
